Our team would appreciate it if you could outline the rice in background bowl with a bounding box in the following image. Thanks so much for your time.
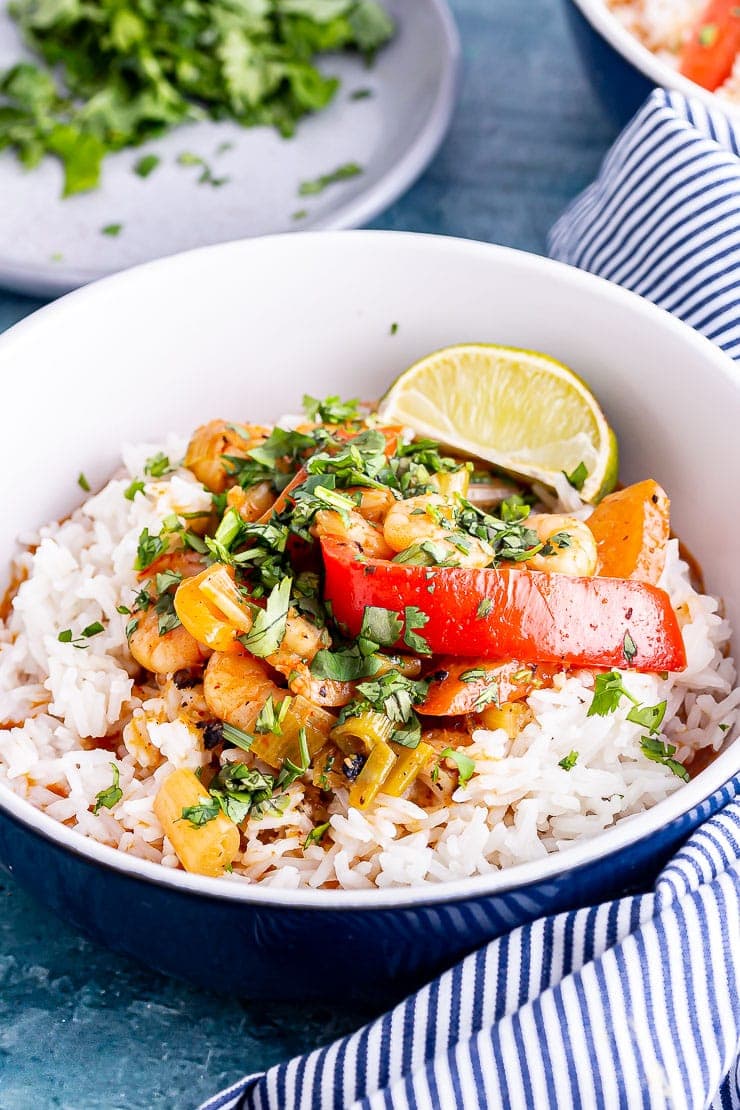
[565,0,740,123]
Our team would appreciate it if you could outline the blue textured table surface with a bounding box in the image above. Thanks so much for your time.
[0,2,620,1106]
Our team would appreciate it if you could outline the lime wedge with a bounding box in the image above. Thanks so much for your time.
[379,343,618,503]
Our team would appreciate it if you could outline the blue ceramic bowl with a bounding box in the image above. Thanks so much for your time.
[563,0,740,126]
[0,232,738,1003]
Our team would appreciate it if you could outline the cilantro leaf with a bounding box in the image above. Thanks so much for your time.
[310,645,382,681]
[626,701,667,735]
[558,750,578,771]
[564,461,588,491]
[302,394,361,424]
[639,736,689,781]
[298,162,363,195]
[439,747,475,787]
[181,800,221,827]
[124,478,145,501]
[93,764,122,814]
[304,820,330,849]
[239,577,291,658]
[134,153,160,178]
[587,671,638,717]
[403,606,431,654]
[623,631,638,664]
[134,527,166,571]
[360,605,402,647]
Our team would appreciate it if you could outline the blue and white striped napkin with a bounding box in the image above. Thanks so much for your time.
[202,90,740,1109]
[550,88,740,361]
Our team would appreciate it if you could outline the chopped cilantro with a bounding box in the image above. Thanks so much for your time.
[350,87,373,100]
[101,223,122,237]
[302,394,361,425]
[239,577,291,658]
[473,684,499,711]
[0,8,394,197]
[359,605,402,647]
[77,472,90,492]
[476,598,493,619]
[181,800,220,827]
[639,736,689,781]
[298,162,363,196]
[134,154,160,178]
[564,461,588,491]
[439,747,475,787]
[558,750,578,771]
[58,621,104,648]
[93,764,122,814]
[304,821,330,849]
[310,644,382,682]
[390,322,398,335]
[403,606,431,654]
[124,478,145,501]
[626,701,667,735]
[134,527,166,571]
[292,209,308,221]
[221,723,255,752]
[588,671,637,717]
[144,452,174,478]
[623,631,638,664]
[177,151,228,187]
[255,695,293,736]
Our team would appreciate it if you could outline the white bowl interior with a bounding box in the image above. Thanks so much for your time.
[0,231,738,906]
[572,0,740,118]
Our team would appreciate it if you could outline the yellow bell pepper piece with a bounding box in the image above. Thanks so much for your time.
[479,701,531,740]
[198,564,254,633]
[154,768,240,877]
[382,741,435,797]
[432,467,471,498]
[251,694,335,769]
[348,740,397,810]
[174,566,240,652]
[330,711,394,755]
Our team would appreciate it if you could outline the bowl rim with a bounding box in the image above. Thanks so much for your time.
[0,0,461,299]
[0,228,739,911]
[570,0,740,119]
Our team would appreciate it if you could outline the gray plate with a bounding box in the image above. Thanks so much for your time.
[0,0,459,297]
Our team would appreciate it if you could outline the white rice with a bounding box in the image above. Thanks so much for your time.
[604,0,740,105]
[0,444,737,889]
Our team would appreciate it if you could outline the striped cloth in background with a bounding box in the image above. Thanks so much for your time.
[201,89,740,1109]
[549,89,740,361]
[201,783,740,1110]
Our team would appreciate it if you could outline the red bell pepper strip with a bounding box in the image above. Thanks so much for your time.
[678,0,740,91]
[419,659,563,715]
[320,538,687,674]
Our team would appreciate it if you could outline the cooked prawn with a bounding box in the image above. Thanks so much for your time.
[313,508,394,559]
[383,494,493,568]
[203,651,282,733]
[128,609,209,675]
[184,420,269,493]
[524,514,598,577]
[226,482,275,523]
[128,550,209,674]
